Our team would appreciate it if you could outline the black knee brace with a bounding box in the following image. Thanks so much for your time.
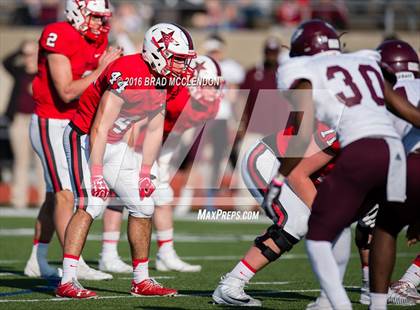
[355,223,373,250]
[254,225,299,262]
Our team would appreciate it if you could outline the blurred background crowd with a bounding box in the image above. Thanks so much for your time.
[0,0,419,31]
[0,0,418,210]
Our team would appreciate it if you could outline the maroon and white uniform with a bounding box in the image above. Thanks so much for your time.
[277,50,406,241]
[30,21,107,193]
[390,77,420,153]
[63,54,166,218]
[242,122,339,240]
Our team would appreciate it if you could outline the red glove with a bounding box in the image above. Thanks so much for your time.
[90,165,110,200]
[138,164,155,200]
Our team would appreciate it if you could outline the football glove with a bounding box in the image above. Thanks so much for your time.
[262,175,285,226]
[90,165,110,200]
[139,164,155,200]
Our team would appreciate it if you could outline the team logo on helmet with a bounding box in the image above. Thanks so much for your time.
[290,19,341,57]
[377,40,419,79]
[142,23,197,78]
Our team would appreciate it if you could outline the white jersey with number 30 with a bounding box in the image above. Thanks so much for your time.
[277,50,399,147]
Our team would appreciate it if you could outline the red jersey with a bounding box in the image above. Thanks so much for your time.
[164,87,221,136]
[261,121,340,185]
[135,86,220,149]
[71,54,166,143]
[33,22,108,119]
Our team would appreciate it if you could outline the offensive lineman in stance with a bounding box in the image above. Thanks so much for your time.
[56,23,196,298]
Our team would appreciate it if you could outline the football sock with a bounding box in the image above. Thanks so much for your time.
[362,265,369,284]
[369,293,387,310]
[157,229,174,255]
[62,254,79,284]
[133,258,149,283]
[101,231,120,259]
[230,259,256,282]
[401,254,420,286]
[306,240,352,309]
[37,242,49,261]
[332,227,351,282]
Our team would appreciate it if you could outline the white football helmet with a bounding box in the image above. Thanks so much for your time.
[65,0,112,41]
[142,23,197,78]
[189,55,224,105]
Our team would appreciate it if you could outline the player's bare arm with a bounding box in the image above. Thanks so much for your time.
[287,139,334,208]
[277,80,315,178]
[47,47,122,103]
[90,90,124,167]
[141,110,165,169]
[384,80,420,127]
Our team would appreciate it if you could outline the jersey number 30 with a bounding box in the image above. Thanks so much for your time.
[327,65,385,107]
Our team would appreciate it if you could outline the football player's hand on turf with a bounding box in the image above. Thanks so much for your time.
[406,220,420,246]
[90,165,110,200]
[138,165,155,200]
[98,46,123,70]
[262,175,285,226]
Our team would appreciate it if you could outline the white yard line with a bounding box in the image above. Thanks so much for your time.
[0,228,257,243]
[0,208,271,224]
[0,287,363,303]
[0,252,415,267]
[250,281,290,285]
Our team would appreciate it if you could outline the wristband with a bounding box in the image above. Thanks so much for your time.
[91,164,103,176]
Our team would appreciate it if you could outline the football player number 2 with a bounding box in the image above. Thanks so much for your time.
[46,33,58,47]
[327,65,385,107]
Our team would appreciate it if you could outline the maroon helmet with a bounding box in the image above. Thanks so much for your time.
[377,40,419,78]
[290,19,341,57]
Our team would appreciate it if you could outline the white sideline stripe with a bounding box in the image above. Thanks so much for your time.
[0,228,258,243]
[0,287,362,303]
[250,281,290,285]
[0,252,416,266]
[119,276,175,280]
[0,208,271,224]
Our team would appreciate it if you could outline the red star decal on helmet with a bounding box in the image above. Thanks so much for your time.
[158,30,175,49]
[194,61,206,75]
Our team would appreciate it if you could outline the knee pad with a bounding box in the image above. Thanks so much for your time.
[355,222,373,250]
[106,204,124,213]
[153,184,174,206]
[254,224,299,262]
[128,199,155,218]
[84,203,105,220]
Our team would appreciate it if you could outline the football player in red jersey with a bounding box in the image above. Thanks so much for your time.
[56,23,197,299]
[91,55,223,274]
[25,0,122,280]
[263,20,420,309]
[134,55,222,273]
[212,121,353,307]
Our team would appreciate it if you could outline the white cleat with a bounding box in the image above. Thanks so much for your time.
[77,257,113,281]
[388,281,418,306]
[156,251,202,272]
[359,280,370,305]
[212,274,262,307]
[24,253,60,279]
[306,296,333,310]
[99,256,132,273]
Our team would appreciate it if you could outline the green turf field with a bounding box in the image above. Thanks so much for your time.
[0,216,417,309]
